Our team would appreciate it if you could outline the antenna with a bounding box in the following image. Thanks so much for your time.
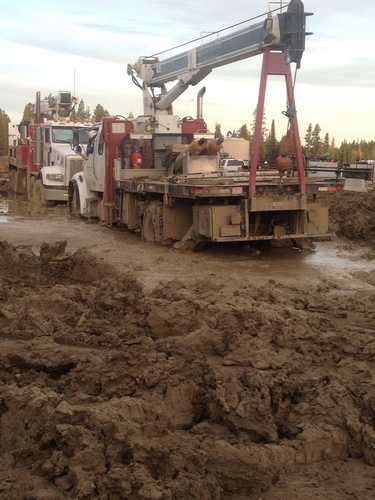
[74,68,76,97]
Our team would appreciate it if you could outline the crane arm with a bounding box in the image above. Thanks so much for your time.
[129,20,273,86]
[127,0,311,113]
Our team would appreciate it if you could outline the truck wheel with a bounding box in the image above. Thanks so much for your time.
[141,201,163,242]
[27,176,36,202]
[33,179,44,205]
[8,170,18,193]
[69,183,80,217]
[32,179,55,206]
[14,171,20,193]
[8,170,15,192]
[32,179,48,206]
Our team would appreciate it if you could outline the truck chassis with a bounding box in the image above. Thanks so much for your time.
[70,160,328,249]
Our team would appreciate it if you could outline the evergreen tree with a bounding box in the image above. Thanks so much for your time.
[214,122,222,138]
[303,123,313,158]
[0,109,10,156]
[366,141,375,162]
[251,107,268,161]
[22,103,34,122]
[311,124,322,158]
[76,99,86,122]
[329,138,336,160]
[251,107,268,136]
[265,119,279,162]
[84,106,91,122]
[357,140,363,162]
[340,140,349,166]
[349,149,358,164]
[92,104,109,123]
[237,124,250,141]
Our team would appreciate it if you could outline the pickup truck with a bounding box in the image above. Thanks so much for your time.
[220,158,246,173]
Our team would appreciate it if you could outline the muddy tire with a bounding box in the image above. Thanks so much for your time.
[33,179,44,205]
[27,176,36,202]
[33,179,46,206]
[8,170,16,193]
[69,183,81,217]
[14,171,19,193]
[141,201,163,242]
[14,171,20,194]
[32,179,54,206]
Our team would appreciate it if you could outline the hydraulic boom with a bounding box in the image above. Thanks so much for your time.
[127,0,311,114]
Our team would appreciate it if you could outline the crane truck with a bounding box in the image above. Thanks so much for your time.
[8,91,90,205]
[69,0,329,249]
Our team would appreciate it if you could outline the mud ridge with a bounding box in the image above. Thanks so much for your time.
[1,236,375,499]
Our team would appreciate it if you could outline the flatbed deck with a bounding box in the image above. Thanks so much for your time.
[114,168,322,198]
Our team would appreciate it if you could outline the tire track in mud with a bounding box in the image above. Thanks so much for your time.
[1,237,375,498]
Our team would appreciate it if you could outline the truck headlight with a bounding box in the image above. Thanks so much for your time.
[46,173,64,182]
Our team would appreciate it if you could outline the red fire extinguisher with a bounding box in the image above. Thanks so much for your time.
[131,150,142,169]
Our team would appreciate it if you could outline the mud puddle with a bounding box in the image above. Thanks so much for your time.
[1,192,374,291]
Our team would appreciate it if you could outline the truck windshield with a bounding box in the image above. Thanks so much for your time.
[221,159,244,167]
[52,127,88,145]
[227,160,243,166]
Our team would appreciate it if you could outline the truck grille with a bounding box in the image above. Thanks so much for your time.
[65,156,84,183]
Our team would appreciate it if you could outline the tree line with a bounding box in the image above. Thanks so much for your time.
[1,99,374,167]
[0,109,10,156]
[215,113,375,166]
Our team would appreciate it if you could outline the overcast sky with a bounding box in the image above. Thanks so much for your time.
[1,0,374,146]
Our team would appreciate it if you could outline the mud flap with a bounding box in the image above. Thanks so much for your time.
[307,203,329,236]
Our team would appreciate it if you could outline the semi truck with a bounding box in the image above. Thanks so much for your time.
[69,0,329,249]
[8,91,90,205]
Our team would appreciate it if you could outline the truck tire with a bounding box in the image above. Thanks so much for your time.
[27,176,36,202]
[8,170,18,193]
[69,182,80,217]
[14,171,20,194]
[141,201,163,242]
[33,179,44,205]
[8,170,15,192]
[32,179,54,206]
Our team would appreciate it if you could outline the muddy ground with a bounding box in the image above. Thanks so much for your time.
[1,190,375,499]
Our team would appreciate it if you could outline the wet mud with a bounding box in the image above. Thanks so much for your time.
[0,191,375,499]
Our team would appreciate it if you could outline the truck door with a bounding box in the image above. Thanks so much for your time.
[85,129,105,192]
